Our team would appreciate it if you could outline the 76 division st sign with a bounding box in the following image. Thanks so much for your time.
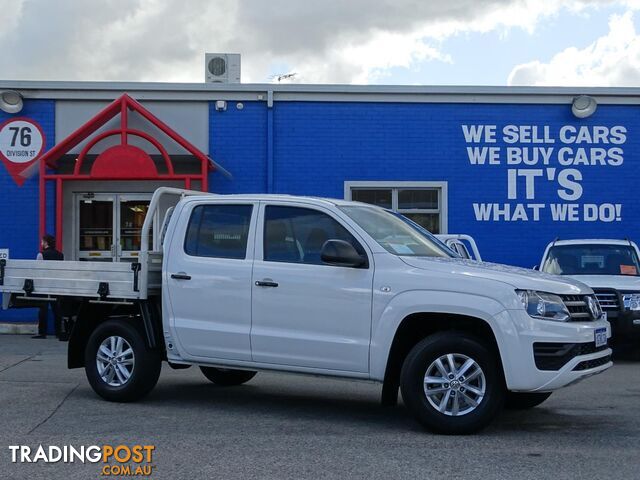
[0,118,45,186]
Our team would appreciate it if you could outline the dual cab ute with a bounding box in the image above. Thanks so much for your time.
[0,188,612,434]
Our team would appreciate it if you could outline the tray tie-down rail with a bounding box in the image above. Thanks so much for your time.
[97,282,110,299]
[131,262,141,292]
[92,262,142,299]
[5,260,143,306]
[88,262,141,305]
[15,278,55,302]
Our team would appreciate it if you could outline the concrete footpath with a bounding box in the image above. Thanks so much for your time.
[0,334,639,480]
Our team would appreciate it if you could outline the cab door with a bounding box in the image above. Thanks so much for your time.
[250,202,374,373]
[165,200,257,360]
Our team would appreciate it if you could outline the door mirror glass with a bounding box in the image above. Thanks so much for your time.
[321,239,367,268]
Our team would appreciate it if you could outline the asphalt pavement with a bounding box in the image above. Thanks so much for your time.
[0,334,638,480]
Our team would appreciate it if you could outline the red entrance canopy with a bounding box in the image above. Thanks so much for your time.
[35,93,218,249]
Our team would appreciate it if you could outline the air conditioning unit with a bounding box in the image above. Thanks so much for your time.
[205,53,241,83]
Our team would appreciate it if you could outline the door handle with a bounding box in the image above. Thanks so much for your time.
[171,273,192,280]
[255,280,278,287]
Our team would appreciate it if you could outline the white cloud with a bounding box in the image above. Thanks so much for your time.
[0,0,636,84]
[508,10,640,86]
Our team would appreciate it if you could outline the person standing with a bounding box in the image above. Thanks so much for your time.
[32,234,64,339]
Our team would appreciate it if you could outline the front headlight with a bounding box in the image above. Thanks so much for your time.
[516,290,571,322]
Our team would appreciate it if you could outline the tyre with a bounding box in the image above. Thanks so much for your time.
[85,320,161,402]
[400,332,505,434]
[199,367,257,386]
[505,391,552,410]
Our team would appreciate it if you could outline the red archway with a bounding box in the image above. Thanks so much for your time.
[34,94,218,249]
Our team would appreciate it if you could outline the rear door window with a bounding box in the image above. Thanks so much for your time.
[184,204,253,259]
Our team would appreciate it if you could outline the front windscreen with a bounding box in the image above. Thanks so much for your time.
[385,210,460,258]
[542,244,640,276]
[339,206,454,258]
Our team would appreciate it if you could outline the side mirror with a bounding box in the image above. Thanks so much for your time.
[532,265,539,270]
[321,239,367,268]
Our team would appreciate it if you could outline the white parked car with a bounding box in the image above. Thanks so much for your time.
[0,188,612,434]
[385,211,482,260]
[540,239,640,345]
[436,234,482,261]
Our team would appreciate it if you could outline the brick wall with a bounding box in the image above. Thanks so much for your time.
[0,100,55,322]
[209,100,640,268]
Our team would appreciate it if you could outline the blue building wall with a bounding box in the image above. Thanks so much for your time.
[0,99,55,322]
[2,96,638,324]
[210,101,268,194]
[210,101,639,268]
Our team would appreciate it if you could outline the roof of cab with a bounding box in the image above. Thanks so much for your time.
[547,239,638,247]
[181,193,369,207]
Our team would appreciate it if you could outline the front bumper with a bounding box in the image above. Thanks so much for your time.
[496,310,612,392]
[605,310,640,338]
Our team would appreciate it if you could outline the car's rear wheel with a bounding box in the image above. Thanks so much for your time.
[85,320,161,402]
[505,391,552,410]
[400,332,505,434]
[200,367,257,386]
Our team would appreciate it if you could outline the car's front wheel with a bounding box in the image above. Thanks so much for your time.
[400,332,505,434]
[85,320,161,402]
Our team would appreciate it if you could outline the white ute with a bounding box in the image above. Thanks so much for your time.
[0,188,612,434]
[540,239,640,346]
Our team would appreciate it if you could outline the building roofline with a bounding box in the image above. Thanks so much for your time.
[4,79,640,95]
[2,80,640,104]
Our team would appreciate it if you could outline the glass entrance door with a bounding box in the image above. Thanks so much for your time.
[78,194,116,261]
[118,195,153,262]
[76,193,154,262]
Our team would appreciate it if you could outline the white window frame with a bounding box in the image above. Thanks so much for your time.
[344,181,448,234]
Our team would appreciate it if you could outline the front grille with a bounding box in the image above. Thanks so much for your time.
[573,355,612,371]
[593,289,620,311]
[533,341,608,371]
[560,295,594,320]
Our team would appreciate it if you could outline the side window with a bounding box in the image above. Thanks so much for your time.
[451,241,471,259]
[184,204,253,259]
[264,206,366,265]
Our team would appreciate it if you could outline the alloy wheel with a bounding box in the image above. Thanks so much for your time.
[423,353,486,416]
[96,336,136,387]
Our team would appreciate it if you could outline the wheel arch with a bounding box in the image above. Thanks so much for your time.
[379,311,506,406]
[67,298,164,369]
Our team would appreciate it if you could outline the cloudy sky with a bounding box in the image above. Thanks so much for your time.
[2,0,640,86]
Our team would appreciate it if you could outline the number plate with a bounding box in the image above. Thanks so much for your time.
[594,327,608,348]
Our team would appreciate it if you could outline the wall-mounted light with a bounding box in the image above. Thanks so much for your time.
[0,90,24,114]
[571,95,597,118]
[215,100,227,111]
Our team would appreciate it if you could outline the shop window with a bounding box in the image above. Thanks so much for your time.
[350,189,392,209]
[347,182,447,234]
[184,205,253,259]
